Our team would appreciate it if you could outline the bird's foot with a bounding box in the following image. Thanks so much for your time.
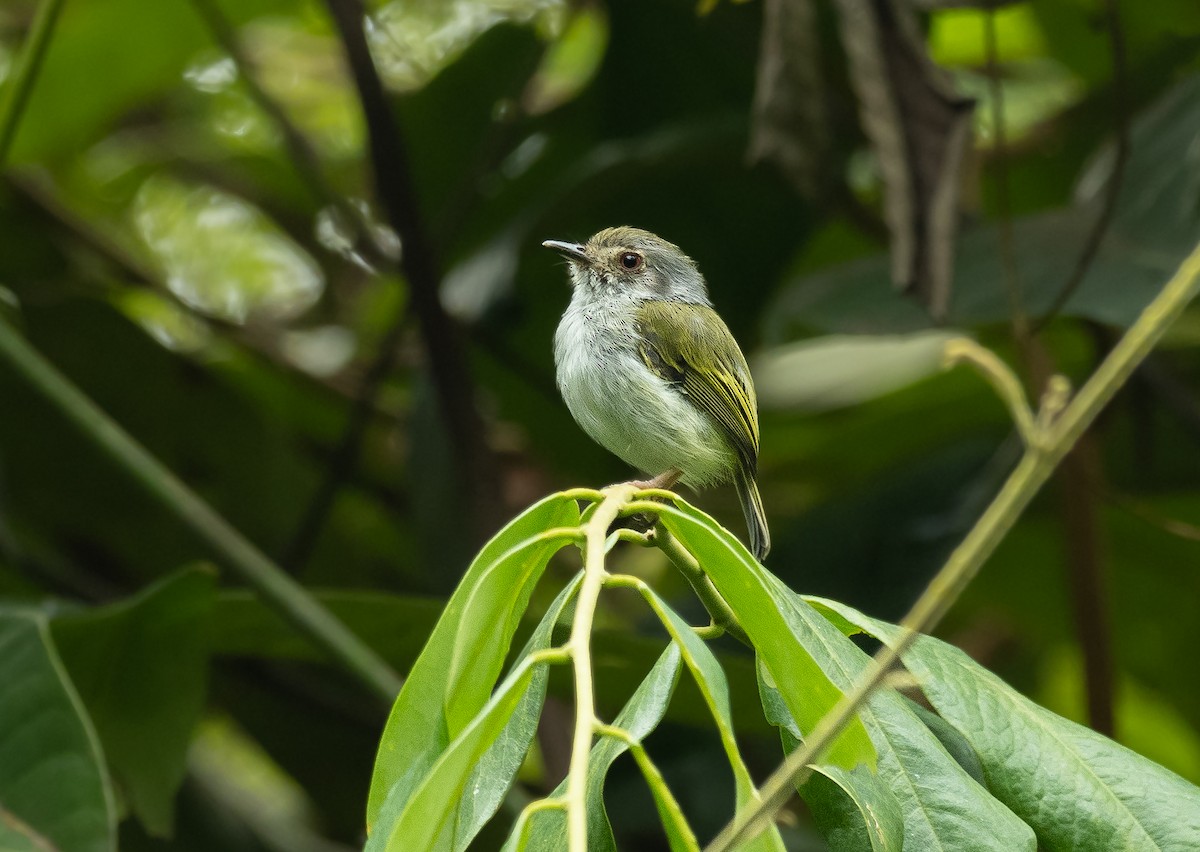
[622,468,683,492]
[604,469,682,536]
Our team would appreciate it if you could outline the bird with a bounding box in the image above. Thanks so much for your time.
[544,226,770,560]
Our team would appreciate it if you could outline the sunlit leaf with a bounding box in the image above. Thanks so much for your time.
[367,0,565,92]
[522,4,608,114]
[131,175,324,324]
[639,586,785,852]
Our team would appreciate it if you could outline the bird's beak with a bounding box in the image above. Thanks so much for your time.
[542,239,590,264]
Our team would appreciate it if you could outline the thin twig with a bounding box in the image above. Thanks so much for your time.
[705,237,1200,851]
[0,0,65,165]
[323,0,499,536]
[1034,0,1130,330]
[982,6,1029,345]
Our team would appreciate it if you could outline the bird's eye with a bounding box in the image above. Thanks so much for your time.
[620,252,643,271]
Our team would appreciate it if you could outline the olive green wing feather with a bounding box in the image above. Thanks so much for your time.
[634,301,760,472]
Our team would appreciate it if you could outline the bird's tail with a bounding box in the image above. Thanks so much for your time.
[734,468,770,561]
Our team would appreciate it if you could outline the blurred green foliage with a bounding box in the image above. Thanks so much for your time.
[0,0,1199,848]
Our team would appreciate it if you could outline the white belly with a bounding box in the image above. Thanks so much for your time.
[554,299,735,487]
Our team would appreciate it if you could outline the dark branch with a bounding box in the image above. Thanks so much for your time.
[324,0,500,537]
[1034,0,1130,330]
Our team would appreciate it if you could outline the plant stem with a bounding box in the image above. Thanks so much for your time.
[653,525,749,646]
[705,237,1200,851]
[565,485,634,852]
[0,0,65,165]
[0,320,404,701]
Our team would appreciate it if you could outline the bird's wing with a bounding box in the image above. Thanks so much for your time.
[634,300,759,472]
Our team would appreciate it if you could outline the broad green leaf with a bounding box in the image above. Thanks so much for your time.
[906,700,987,788]
[759,581,1034,851]
[367,573,579,852]
[366,493,580,830]
[0,610,115,852]
[813,599,1200,851]
[1036,646,1200,784]
[503,644,684,852]
[51,567,215,837]
[638,586,785,852]
[756,672,903,852]
[452,574,583,851]
[803,764,905,852]
[653,498,875,770]
[445,520,580,736]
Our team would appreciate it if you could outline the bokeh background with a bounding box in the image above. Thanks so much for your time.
[1,0,1199,848]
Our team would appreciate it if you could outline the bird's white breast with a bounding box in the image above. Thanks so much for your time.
[553,293,734,486]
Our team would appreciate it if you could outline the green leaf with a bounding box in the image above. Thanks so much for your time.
[638,585,785,852]
[367,573,580,852]
[131,175,324,324]
[445,521,580,737]
[813,599,1200,851]
[905,700,987,788]
[803,763,905,852]
[653,498,875,770]
[759,583,1034,851]
[753,331,961,413]
[0,610,115,852]
[756,665,903,852]
[366,492,580,830]
[51,567,215,837]
[451,574,583,851]
[504,644,684,852]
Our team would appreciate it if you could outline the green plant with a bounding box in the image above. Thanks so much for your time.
[365,234,1200,850]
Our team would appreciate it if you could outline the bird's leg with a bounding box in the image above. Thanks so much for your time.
[626,468,683,492]
[608,469,682,536]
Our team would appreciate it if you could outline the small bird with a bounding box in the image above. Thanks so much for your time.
[544,226,770,560]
